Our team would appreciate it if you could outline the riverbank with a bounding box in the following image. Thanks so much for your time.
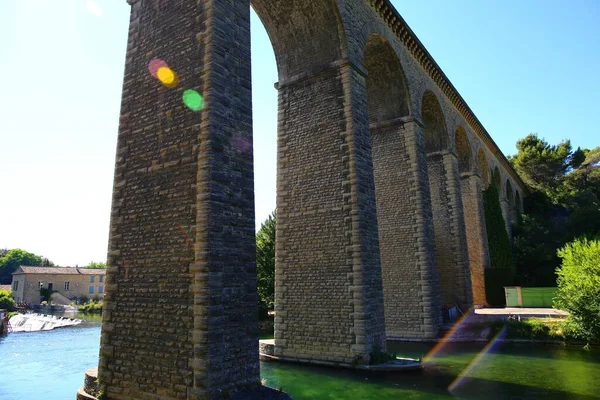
[388,311,597,348]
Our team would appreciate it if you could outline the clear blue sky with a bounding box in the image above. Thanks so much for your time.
[0,0,598,267]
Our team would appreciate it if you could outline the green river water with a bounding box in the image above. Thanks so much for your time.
[1,315,598,399]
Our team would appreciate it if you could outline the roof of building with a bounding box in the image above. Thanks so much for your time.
[0,285,11,292]
[12,266,106,276]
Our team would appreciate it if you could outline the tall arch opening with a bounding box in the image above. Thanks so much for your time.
[505,179,515,240]
[366,34,436,338]
[455,126,472,173]
[493,166,502,192]
[252,0,387,366]
[456,128,488,305]
[477,149,490,188]
[515,190,522,214]
[422,92,472,312]
[423,91,449,153]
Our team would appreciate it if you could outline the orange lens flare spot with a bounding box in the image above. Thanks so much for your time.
[157,66,178,88]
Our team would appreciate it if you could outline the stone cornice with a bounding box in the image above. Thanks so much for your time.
[369,0,527,193]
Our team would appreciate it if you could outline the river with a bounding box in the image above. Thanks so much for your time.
[1,315,599,399]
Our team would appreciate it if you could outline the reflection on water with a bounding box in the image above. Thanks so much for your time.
[1,319,599,400]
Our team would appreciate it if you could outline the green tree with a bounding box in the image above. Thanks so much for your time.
[509,134,581,201]
[554,238,600,344]
[256,211,276,319]
[0,289,16,310]
[509,134,600,287]
[84,261,107,269]
[0,249,49,284]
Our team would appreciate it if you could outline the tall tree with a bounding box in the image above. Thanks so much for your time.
[0,249,50,284]
[510,135,600,287]
[509,133,582,201]
[256,211,276,319]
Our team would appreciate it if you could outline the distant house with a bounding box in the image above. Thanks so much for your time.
[0,285,11,293]
[11,266,106,304]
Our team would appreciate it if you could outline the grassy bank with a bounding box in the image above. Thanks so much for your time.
[488,317,596,346]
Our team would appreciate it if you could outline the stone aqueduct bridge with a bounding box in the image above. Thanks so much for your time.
[97,0,526,398]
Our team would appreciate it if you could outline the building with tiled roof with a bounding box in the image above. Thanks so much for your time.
[11,266,106,305]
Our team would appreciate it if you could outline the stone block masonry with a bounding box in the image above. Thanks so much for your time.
[90,0,528,398]
[99,0,258,398]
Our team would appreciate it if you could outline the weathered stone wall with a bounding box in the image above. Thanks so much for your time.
[274,62,387,363]
[372,120,442,338]
[460,173,490,306]
[100,0,259,398]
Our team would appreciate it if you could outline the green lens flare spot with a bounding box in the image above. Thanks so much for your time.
[183,90,204,112]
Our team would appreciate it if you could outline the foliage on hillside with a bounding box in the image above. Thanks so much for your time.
[510,134,600,286]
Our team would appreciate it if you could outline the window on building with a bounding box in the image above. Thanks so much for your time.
[98,286,103,294]
[64,282,70,291]
[13,281,18,291]
[99,275,104,283]
[90,276,95,283]
[39,281,44,289]
[89,286,94,294]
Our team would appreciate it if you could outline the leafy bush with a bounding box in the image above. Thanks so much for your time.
[0,289,16,311]
[78,301,103,313]
[554,238,600,344]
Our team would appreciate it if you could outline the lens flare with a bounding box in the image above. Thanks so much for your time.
[447,326,508,393]
[157,66,178,88]
[182,89,204,111]
[148,58,168,79]
[422,311,471,365]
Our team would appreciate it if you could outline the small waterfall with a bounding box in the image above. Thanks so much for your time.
[9,313,83,332]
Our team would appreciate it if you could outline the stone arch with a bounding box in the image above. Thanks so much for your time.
[493,166,502,192]
[506,180,514,207]
[504,179,515,241]
[365,34,411,122]
[422,91,472,310]
[253,0,388,366]
[455,126,473,173]
[422,91,449,153]
[366,33,429,338]
[515,190,522,213]
[251,0,347,81]
[477,149,490,188]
